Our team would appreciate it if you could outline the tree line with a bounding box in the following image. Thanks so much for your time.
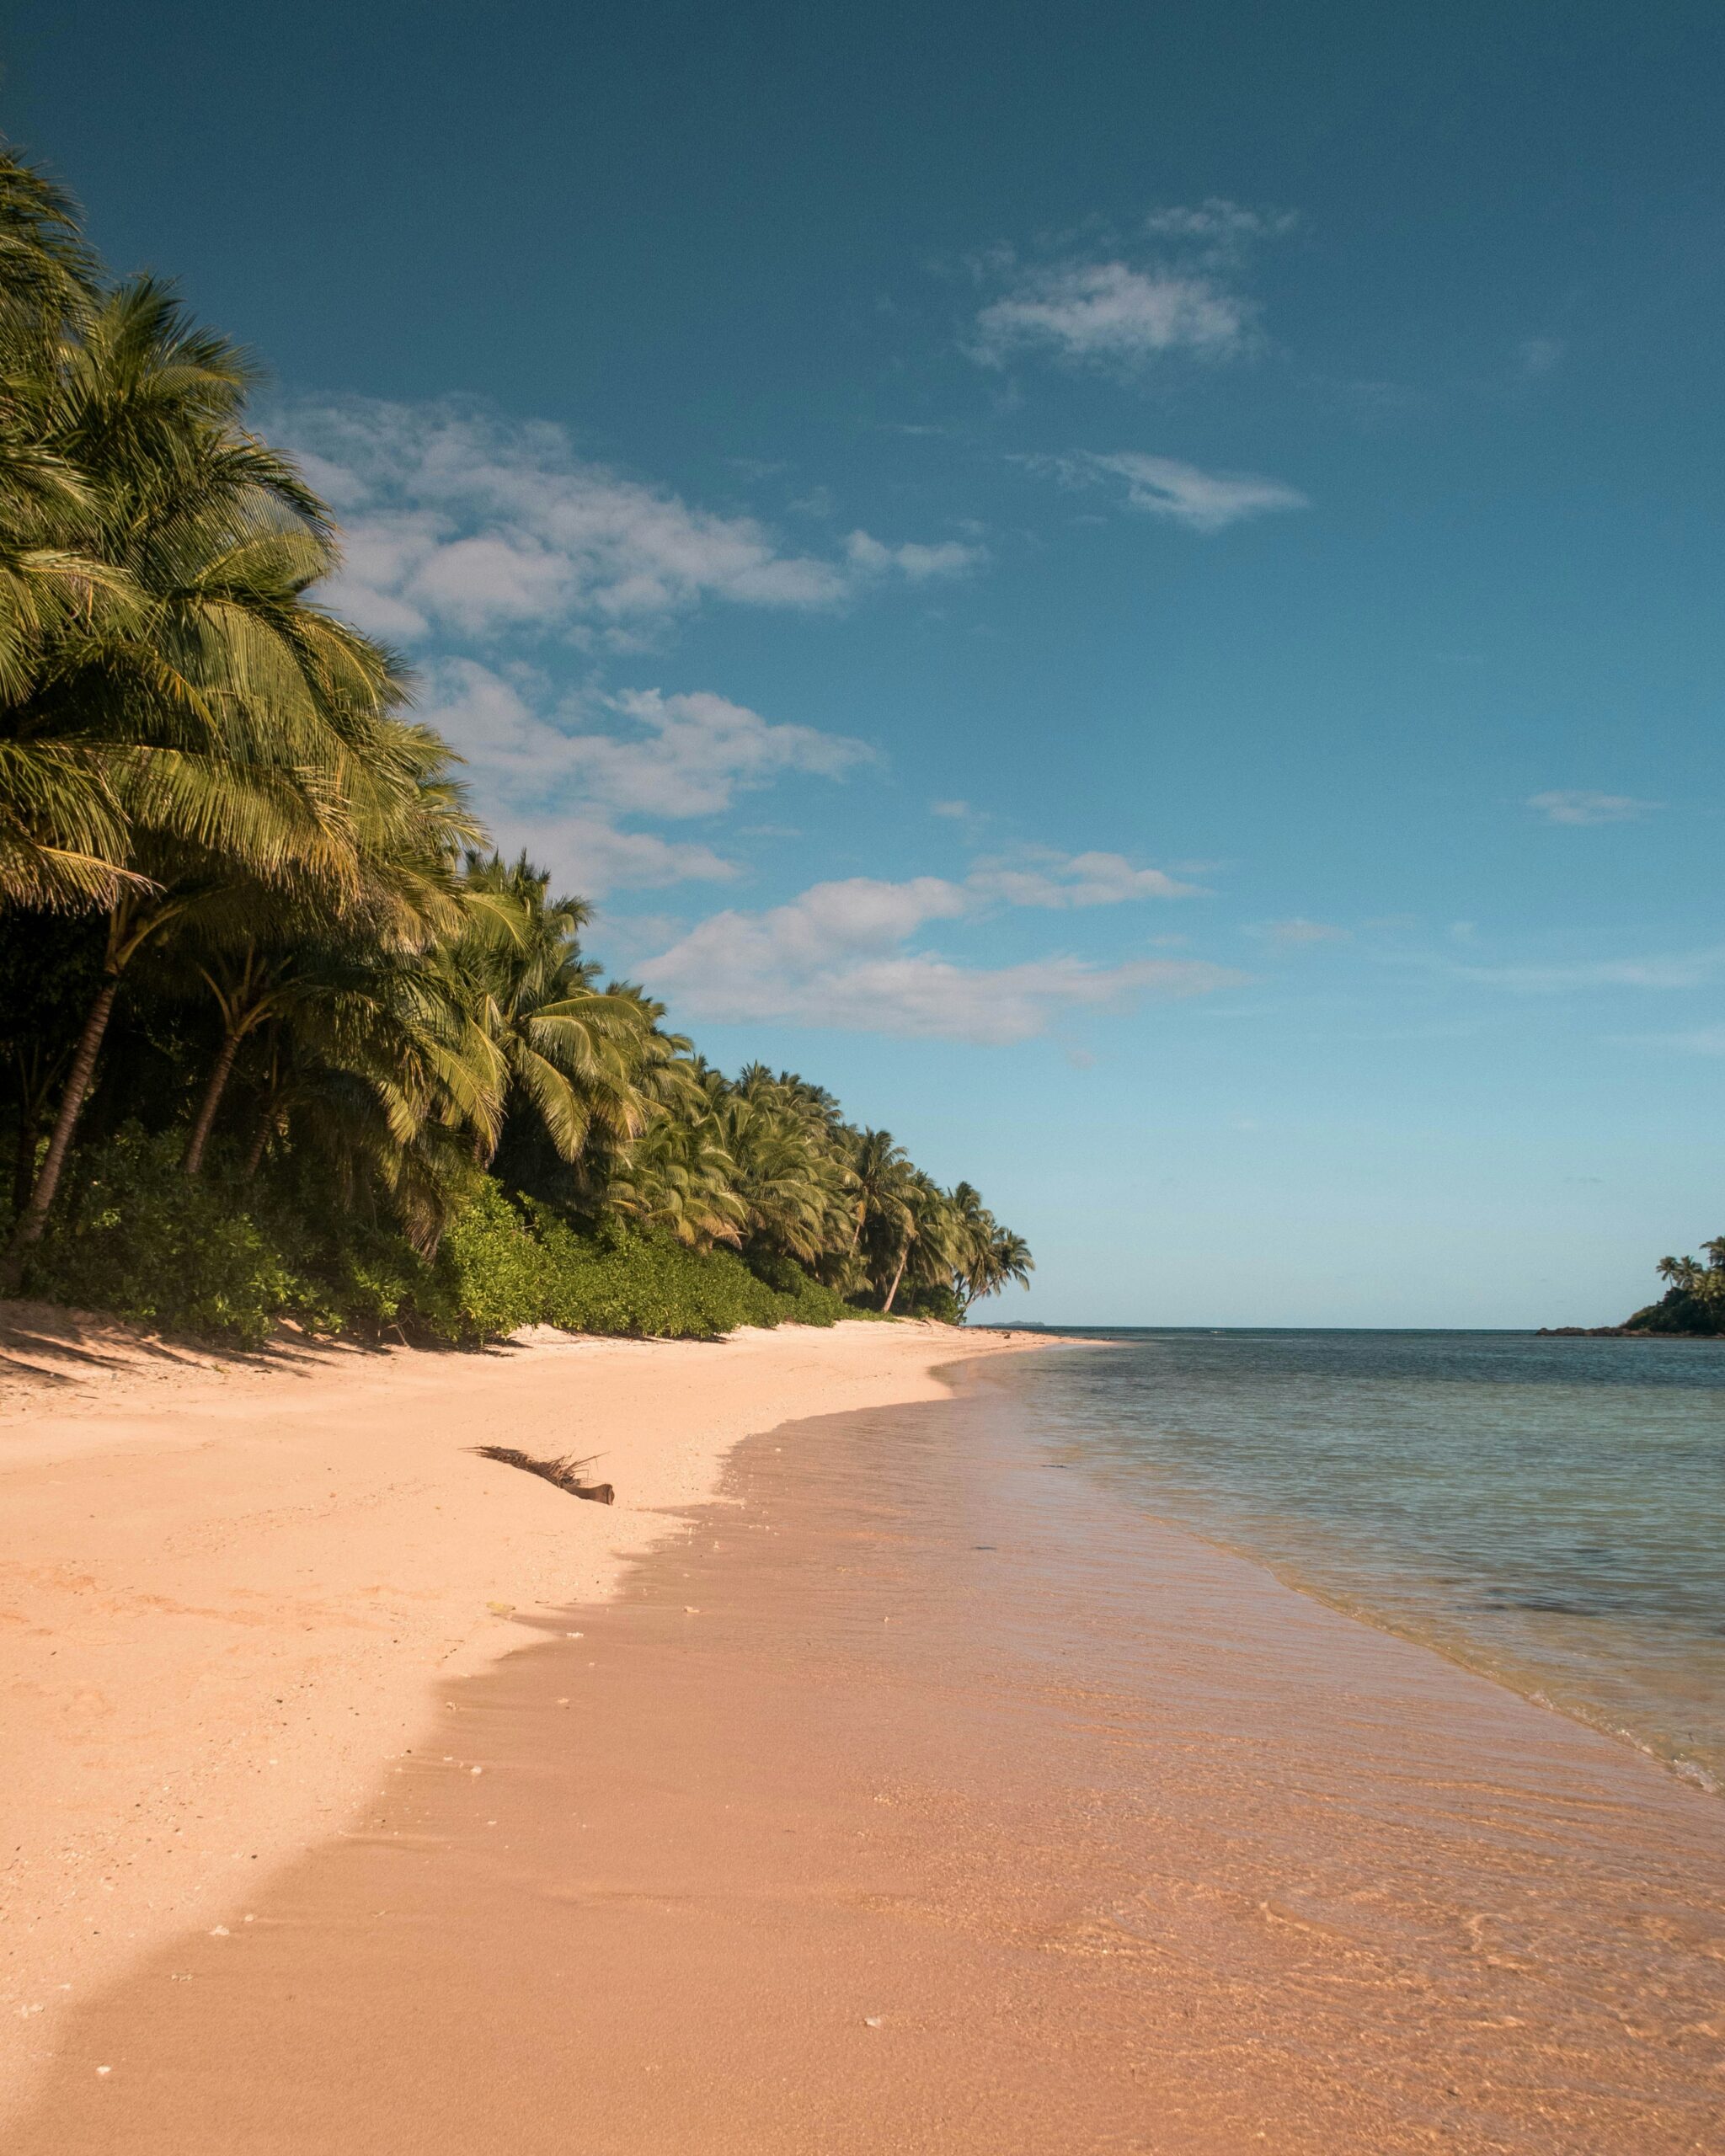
[1626,1241,1725,1336]
[0,143,1030,1340]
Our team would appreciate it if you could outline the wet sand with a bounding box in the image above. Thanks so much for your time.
[13,1349,1724,2153]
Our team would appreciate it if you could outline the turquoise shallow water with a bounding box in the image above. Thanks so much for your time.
[991,1330,1725,1791]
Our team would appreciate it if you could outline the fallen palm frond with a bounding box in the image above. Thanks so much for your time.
[474,1444,614,1504]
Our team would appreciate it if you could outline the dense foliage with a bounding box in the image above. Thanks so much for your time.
[1624,1239,1725,1336]
[0,143,1031,1343]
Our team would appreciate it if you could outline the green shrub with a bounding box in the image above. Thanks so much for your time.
[296,1227,438,1337]
[23,1141,877,1349]
[27,1124,300,1349]
[1625,1291,1725,1337]
[427,1177,547,1342]
[532,1210,793,1339]
[897,1280,962,1325]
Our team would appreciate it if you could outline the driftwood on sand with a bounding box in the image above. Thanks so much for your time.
[475,1446,615,1504]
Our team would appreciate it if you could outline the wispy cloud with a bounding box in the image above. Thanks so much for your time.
[280,397,982,648]
[1248,917,1351,948]
[418,659,871,894]
[974,263,1254,371]
[1527,790,1660,826]
[967,848,1203,905]
[968,201,1290,376]
[636,875,1243,1043]
[843,531,985,581]
[1142,200,1298,248]
[1036,450,1308,533]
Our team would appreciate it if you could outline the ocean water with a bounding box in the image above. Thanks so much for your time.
[991,1330,1725,1791]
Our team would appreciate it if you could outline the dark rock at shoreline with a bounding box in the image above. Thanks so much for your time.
[1536,1324,1719,1339]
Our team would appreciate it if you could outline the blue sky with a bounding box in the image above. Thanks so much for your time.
[10,2,1724,1324]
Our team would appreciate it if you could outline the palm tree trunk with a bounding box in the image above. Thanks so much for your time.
[12,1110,40,1219]
[243,1105,274,1178]
[1,974,120,1292]
[183,1029,242,1176]
[882,1239,910,1314]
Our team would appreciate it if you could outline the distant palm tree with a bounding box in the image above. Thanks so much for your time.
[453,855,656,1170]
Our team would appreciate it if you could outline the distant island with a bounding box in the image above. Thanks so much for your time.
[1541,1238,1725,1337]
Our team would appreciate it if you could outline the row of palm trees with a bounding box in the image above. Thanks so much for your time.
[0,143,1031,1319]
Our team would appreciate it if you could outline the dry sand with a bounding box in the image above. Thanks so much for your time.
[0,1301,1032,2127]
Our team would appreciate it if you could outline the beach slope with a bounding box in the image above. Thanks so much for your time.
[0,1305,1028,2117]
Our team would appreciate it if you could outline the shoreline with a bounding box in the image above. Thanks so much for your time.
[1156,1517,1725,1799]
[0,1306,1045,2124]
[11,1346,1720,2151]
[1006,1329,1725,1798]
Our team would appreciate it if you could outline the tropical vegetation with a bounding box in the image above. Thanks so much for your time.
[0,142,1030,1346]
[1623,1240,1725,1336]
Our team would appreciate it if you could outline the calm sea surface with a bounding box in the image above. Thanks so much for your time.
[988,1330,1725,1791]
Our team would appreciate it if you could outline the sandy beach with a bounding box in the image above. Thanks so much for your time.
[0,1305,1032,2129]
[5,1319,1722,2152]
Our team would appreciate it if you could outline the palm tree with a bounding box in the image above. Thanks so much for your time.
[452,855,657,1172]
[843,1128,918,1309]
[604,1101,745,1249]
[2,279,414,1283]
[979,1225,1033,1301]
[707,1070,842,1266]
[230,934,507,1250]
[0,148,136,910]
[176,719,482,1173]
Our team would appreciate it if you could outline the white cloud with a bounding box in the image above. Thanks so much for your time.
[843,531,985,581]
[475,805,737,899]
[967,849,1203,905]
[280,397,981,645]
[969,204,1292,374]
[1142,200,1298,248]
[422,660,869,819]
[1047,451,1308,533]
[636,875,1242,1043]
[1527,790,1660,826]
[1249,917,1351,948]
[642,875,968,989]
[418,660,871,895]
[974,263,1252,370]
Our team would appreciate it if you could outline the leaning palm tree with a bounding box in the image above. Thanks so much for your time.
[978,1225,1033,1302]
[845,1127,917,1308]
[174,720,483,1174]
[883,1170,962,1314]
[2,280,414,1284]
[227,931,509,1251]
